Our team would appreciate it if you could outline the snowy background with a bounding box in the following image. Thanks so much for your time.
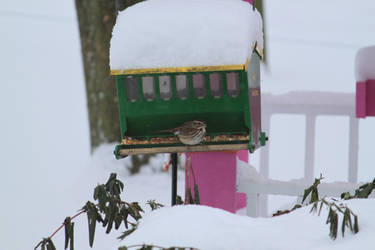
[1,0,375,249]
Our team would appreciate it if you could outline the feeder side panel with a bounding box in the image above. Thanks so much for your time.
[239,70,253,151]
[248,53,261,149]
[116,76,128,138]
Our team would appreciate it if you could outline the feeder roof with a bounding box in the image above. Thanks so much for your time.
[110,0,263,75]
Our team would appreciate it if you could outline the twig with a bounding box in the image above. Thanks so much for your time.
[48,208,85,239]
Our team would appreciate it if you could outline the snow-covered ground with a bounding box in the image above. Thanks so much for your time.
[1,0,375,249]
[121,199,375,250]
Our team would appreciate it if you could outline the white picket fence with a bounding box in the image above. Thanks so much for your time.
[238,91,363,217]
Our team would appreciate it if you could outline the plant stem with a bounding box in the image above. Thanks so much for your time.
[48,209,85,239]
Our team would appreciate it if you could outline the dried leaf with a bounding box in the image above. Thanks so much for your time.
[345,209,353,232]
[194,184,200,205]
[176,195,184,205]
[354,215,359,234]
[341,211,346,237]
[318,200,324,216]
[329,211,338,240]
[309,202,318,214]
[186,188,194,204]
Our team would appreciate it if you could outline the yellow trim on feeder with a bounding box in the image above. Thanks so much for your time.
[110,64,245,75]
[245,57,250,72]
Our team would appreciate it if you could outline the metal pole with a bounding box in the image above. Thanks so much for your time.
[171,153,178,206]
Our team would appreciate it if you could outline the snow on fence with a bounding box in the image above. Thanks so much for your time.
[238,91,362,217]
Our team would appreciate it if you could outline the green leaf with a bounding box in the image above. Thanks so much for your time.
[132,202,144,213]
[341,192,351,200]
[147,200,164,210]
[128,206,141,221]
[120,206,129,229]
[106,173,117,186]
[302,186,313,204]
[94,185,100,200]
[64,217,70,249]
[194,184,200,205]
[70,222,74,250]
[140,245,153,250]
[115,213,123,230]
[118,227,137,240]
[106,204,115,234]
[34,240,44,250]
[360,183,374,198]
[341,211,347,237]
[47,238,56,250]
[118,180,124,191]
[311,189,319,203]
[118,247,128,250]
[87,210,97,247]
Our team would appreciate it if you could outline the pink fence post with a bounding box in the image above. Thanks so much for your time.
[356,82,366,118]
[355,46,375,118]
[356,80,375,118]
[185,150,248,213]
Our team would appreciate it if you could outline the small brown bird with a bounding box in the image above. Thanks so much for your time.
[159,120,207,145]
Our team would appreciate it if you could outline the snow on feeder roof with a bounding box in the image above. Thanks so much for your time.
[355,45,375,82]
[110,0,263,75]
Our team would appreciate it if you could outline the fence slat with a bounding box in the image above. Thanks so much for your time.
[244,91,359,217]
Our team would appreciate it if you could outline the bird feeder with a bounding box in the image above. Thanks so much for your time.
[110,0,267,158]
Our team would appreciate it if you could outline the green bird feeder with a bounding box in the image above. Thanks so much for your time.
[110,0,267,159]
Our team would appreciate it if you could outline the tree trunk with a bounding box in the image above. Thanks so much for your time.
[75,0,142,151]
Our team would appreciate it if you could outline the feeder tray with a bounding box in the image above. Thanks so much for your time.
[115,134,250,158]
